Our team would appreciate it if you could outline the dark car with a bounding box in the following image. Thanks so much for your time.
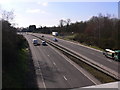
[53,38,58,42]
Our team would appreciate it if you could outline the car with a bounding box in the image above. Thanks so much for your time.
[41,35,44,37]
[53,38,58,42]
[41,41,47,46]
[32,39,39,46]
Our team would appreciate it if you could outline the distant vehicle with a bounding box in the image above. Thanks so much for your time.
[32,39,39,46]
[52,32,58,36]
[41,35,44,37]
[41,41,47,46]
[103,49,120,61]
[53,38,58,42]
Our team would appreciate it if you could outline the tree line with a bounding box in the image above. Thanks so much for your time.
[32,14,120,50]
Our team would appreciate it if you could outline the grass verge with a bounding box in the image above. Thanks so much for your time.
[3,41,38,88]
[3,49,28,88]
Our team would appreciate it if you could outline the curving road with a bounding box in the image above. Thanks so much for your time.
[32,33,120,76]
[23,33,99,89]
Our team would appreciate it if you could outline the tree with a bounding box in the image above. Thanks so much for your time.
[59,19,64,27]
[66,19,71,26]
[2,10,14,21]
[29,25,36,32]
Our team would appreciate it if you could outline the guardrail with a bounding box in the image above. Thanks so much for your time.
[31,33,120,80]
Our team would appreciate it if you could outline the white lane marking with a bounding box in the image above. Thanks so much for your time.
[63,76,67,81]
[48,55,50,57]
[106,59,112,62]
[38,67,46,89]
[64,57,98,85]
[31,34,100,85]
[29,38,46,89]
[58,38,102,52]
[53,62,56,66]
[43,34,102,53]
[49,45,99,85]
[35,59,46,88]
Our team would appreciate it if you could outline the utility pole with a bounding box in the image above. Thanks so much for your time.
[118,1,120,49]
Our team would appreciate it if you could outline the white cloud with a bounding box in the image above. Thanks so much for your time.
[42,2,48,6]
[26,9,40,13]
[13,13,28,27]
[41,11,46,14]
[0,0,11,4]
[38,2,48,6]
[26,9,47,14]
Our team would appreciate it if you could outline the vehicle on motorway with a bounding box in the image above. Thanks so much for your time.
[52,32,58,36]
[53,38,58,42]
[41,35,44,37]
[32,39,39,46]
[103,49,120,61]
[41,41,47,46]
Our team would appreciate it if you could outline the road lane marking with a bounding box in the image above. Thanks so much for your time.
[49,45,100,85]
[38,66,46,89]
[30,34,100,85]
[48,55,50,57]
[35,60,46,89]
[63,76,67,81]
[53,62,56,66]
[106,59,112,62]
[30,42,46,89]
[58,38,102,52]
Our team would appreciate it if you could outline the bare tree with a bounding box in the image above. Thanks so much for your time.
[59,19,64,27]
[2,10,14,21]
[66,18,71,26]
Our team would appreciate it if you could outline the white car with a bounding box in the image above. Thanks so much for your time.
[41,41,47,46]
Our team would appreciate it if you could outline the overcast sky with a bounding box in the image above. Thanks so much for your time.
[0,0,119,28]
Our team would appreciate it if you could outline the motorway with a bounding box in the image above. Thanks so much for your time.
[23,34,100,89]
[32,33,120,76]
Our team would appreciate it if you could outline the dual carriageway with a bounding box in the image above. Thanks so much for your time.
[23,33,120,89]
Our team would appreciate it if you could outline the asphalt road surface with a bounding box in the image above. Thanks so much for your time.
[32,33,120,75]
[23,34,99,89]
